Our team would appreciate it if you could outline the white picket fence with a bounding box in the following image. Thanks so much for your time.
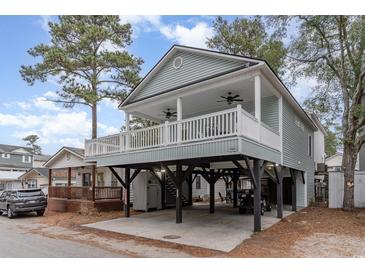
[85,106,281,157]
[328,171,365,208]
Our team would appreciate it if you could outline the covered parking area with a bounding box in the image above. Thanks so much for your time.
[84,202,294,252]
[103,154,305,232]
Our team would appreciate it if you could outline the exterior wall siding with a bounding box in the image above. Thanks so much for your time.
[239,137,281,164]
[241,96,278,132]
[282,98,315,205]
[261,96,279,132]
[0,153,33,170]
[128,50,245,103]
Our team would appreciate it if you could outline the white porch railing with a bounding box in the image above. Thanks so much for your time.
[85,106,281,157]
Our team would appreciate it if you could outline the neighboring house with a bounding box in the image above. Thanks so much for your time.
[18,168,50,194]
[84,45,320,231]
[0,144,33,172]
[0,170,26,190]
[43,146,126,212]
[326,153,360,172]
[0,144,51,191]
[33,154,51,168]
[0,144,33,190]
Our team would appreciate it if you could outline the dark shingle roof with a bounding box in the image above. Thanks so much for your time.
[0,144,33,154]
[34,154,51,161]
[18,168,49,180]
[64,147,85,157]
[33,168,49,178]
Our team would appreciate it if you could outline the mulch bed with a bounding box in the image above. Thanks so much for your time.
[228,206,365,257]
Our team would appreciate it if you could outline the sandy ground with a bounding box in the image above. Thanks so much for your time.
[14,206,365,257]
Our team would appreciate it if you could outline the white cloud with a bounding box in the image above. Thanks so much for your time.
[119,16,213,48]
[119,15,162,36]
[32,96,62,111]
[16,101,32,110]
[160,22,214,48]
[98,123,120,135]
[58,137,85,148]
[38,15,52,33]
[0,89,121,151]
[102,98,120,109]
[43,91,58,98]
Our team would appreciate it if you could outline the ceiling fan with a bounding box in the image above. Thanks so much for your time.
[217,92,244,105]
[162,108,177,119]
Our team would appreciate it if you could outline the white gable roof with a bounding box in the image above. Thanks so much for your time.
[43,147,90,169]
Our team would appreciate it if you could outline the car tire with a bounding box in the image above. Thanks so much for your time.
[36,210,45,216]
[0,211,3,216]
[7,206,14,219]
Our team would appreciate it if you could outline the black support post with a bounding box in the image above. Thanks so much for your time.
[290,169,297,212]
[274,165,283,219]
[176,163,183,223]
[188,174,193,206]
[253,159,263,232]
[209,169,215,214]
[161,171,166,209]
[232,172,239,208]
[125,167,131,217]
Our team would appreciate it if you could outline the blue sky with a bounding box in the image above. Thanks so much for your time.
[0,15,312,155]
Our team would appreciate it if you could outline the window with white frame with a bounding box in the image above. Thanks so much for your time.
[22,155,32,163]
[308,135,312,157]
[1,153,10,159]
[27,180,37,189]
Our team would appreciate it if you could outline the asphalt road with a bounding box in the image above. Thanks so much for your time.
[0,213,125,258]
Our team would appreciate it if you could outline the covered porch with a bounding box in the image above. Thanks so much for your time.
[44,147,124,212]
[85,72,282,160]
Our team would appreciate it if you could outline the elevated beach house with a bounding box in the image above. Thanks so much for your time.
[84,45,318,231]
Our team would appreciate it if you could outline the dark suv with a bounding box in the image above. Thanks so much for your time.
[0,189,47,218]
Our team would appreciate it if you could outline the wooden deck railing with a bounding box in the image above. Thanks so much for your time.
[85,105,281,157]
[48,186,122,200]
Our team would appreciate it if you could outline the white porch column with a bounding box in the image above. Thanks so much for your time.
[236,104,243,136]
[254,75,261,121]
[177,97,182,143]
[125,112,130,150]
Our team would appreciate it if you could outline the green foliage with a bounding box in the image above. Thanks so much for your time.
[22,134,42,155]
[303,90,342,157]
[20,16,142,107]
[287,16,365,146]
[278,15,365,209]
[207,16,287,75]
[325,130,341,157]
[20,16,143,138]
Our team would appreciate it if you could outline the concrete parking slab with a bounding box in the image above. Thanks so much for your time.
[84,203,293,252]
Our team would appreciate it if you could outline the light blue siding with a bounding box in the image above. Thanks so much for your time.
[241,96,278,132]
[0,153,33,169]
[128,50,245,103]
[261,96,279,132]
[282,98,315,204]
[240,137,281,164]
